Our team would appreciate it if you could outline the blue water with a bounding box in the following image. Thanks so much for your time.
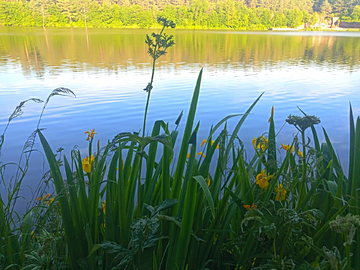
[1,28,360,211]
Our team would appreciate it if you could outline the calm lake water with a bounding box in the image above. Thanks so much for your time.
[1,27,360,201]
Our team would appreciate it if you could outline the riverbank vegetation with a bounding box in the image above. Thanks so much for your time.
[2,17,360,269]
[0,0,360,29]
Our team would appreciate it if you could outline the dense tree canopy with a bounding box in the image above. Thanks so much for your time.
[0,0,359,29]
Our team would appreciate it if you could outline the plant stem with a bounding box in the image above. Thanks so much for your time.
[142,24,166,138]
[142,56,156,138]
[279,224,292,261]
[345,233,351,270]
[296,131,307,210]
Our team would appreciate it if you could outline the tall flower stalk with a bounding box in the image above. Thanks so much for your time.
[142,16,175,137]
[285,109,320,209]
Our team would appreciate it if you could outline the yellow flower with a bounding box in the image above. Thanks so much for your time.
[82,155,95,173]
[186,148,206,159]
[207,178,211,186]
[46,197,54,206]
[85,129,98,141]
[200,139,219,149]
[252,137,257,149]
[195,152,206,158]
[298,150,303,158]
[212,140,220,149]
[102,200,106,213]
[255,169,273,190]
[256,170,269,189]
[275,184,287,201]
[281,143,294,152]
[243,203,257,210]
[252,136,268,151]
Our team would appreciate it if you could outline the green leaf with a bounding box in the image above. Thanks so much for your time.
[193,175,215,218]
[171,68,203,203]
[38,130,81,269]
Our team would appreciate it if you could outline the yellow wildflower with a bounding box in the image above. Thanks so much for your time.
[255,169,273,190]
[256,170,269,189]
[195,152,206,158]
[207,178,211,186]
[42,193,50,200]
[275,184,287,201]
[200,139,219,149]
[85,129,98,141]
[281,143,294,153]
[243,203,257,210]
[252,137,257,149]
[46,197,54,206]
[298,150,303,158]
[186,147,206,159]
[211,140,220,149]
[102,200,106,213]
[252,136,268,151]
[82,155,95,173]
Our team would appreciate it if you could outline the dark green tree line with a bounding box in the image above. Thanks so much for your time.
[0,0,359,29]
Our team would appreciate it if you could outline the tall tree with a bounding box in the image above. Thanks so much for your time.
[321,0,333,15]
[31,0,52,27]
[74,0,91,27]
[351,4,360,19]
[57,0,72,22]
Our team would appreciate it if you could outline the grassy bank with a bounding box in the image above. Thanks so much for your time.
[1,18,360,270]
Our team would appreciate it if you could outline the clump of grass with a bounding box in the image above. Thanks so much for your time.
[0,88,75,268]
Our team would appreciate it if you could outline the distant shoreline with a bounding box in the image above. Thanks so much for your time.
[1,25,359,32]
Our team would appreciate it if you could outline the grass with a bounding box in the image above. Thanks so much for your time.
[1,17,360,270]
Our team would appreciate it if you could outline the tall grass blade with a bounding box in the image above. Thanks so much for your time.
[224,92,264,160]
[38,130,81,269]
[171,69,203,203]
[348,103,355,196]
[322,128,344,177]
[268,106,277,174]
[351,117,360,265]
[193,175,215,218]
[175,174,197,270]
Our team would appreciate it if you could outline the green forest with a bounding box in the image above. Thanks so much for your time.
[0,0,360,30]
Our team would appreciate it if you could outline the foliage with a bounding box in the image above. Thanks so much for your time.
[1,0,359,30]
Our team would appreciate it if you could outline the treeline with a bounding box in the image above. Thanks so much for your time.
[0,0,359,29]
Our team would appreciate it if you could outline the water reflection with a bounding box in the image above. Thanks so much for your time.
[1,28,360,78]
[1,28,360,194]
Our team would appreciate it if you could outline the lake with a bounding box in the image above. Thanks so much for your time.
[1,27,360,202]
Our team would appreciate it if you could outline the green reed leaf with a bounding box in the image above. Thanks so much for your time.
[193,175,215,218]
[171,68,203,204]
[38,130,80,269]
[347,103,355,197]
